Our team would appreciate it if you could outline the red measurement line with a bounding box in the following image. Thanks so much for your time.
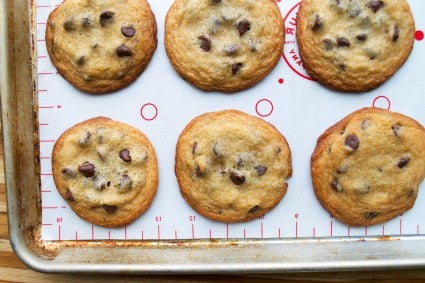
[365,226,368,236]
[191,224,195,239]
[36,5,52,8]
[400,219,403,235]
[42,206,58,209]
[124,226,127,240]
[41,173,53,176]
[108,231,111,240]
[60,206,66,209]
[38,55,47,59]
[38,89,48,92]
[382,226,385,236]
[40,156,51,160]
[313,227,316,238]
[209,229,212,239]
[37,22,47,25]
[38,105,54,109]
[295,222,298,238]
[40,139,56,143]
[330,220,333,237]
[37,39,46,42]
[58,225,61,241]
[226,223,229,239]
[261,222,264,238]
[174,230,178,240]
[38,71,52,75]
[347,227,350,237]
[243,229,246,239]
[91,225,94,240]
[42,223,52,226]
[41,190,51,193]
[39,123,49,126]
[75,231,78,240]
[141,230,144,240]
[157,225,161,240]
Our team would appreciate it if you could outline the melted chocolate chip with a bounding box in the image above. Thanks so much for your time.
[103,204,117,214]
[364,212,378,220]
[392,25,399,42]
[312,14,322,31]
[121,26,136,37]
[198,35,211,52]
[77,56,85,66]
[337,37,350,47]
[237,19,251,36]
[63,19,76,31]
[323,39,334,51]
[345,135,359,151]
[361,119,369,130]
[356,34,367,41]
[231,172,245,185]
[211,0,221,3]
[62,167,76,177]
[224,44,239,55]
[367,1,384,13]
[195,165,204,177]
[231,62,243,75]
[331,178,343,192]
[392,124,401,137]
[78,162,96,177]
[398,156,410,169]
[248,205,260,214]
[336,164,349,174]
[339,63,346,71]
[82,17,91,28]
[100,11,115,27]
[255,165,268,176]
[119,175,133,190]
[65,189,75,201]
[213,142,223,157]
[116,45,133,57]
[94,177,106,191]
[119,149,132,162]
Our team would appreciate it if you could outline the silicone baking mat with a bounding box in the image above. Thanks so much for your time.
[36,0,425,240]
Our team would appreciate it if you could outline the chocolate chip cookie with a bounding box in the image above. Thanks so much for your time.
[175,110,292,222]
[52,117,158,227]
[164,0,284,92]
[296,0,415,92]
[46,0,157,94]
[311,107,425,226]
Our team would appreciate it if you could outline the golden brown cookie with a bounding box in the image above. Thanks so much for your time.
[46,0,157,94]
[164,0,284,92]
[175,110,292,222]
[311,107,425,226]
[52,117,158,227]
[296,0,415,92]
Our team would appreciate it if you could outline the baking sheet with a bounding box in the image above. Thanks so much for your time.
[36,0,425,241]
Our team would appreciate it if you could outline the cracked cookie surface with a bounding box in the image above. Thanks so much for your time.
[52,117,158,227]
[46,0,157,94]
[164,0,284,92]
[311,107,425,226]
[175,110,292,222]
[296,0,415,92]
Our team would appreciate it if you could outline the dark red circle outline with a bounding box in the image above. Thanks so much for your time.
[255,99,274,117]
[140,103,158,121]
[372,96,391,110]
[282,1,314,81]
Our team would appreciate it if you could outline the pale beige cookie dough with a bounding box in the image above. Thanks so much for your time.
[297,0,415,92]
[175,110,292,222]
[311,107,425,226]
[46,0,157,93]
[52,117,158,227]
[165,0,284,92]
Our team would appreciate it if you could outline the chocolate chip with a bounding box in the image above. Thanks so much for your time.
[77,56,86,66]
[231,172,245,185]
[337,37,350,47]
[92,43,99,49]
[78,162,96,177]
[339,63,346,71]
[248,205,260,214]
[331,178,343,192]
[392,25,399,42]
[345,135,359,151]
[94,177,106,191]
[364,212,378,220]
[62,167,76,177]
[63,19,76,31]
[224,44,239,55]
[398,156,410,169]
[65,189,75,201]
[213,141,223,157]
[192,141,197,155]
[357,34,367,41]
[212,0,221,3]
[323,39,334,51]
[100,11,115,27]
[361,119,369,130]
[391,124,401,137]
[349,9,362,17]
[367,1,384,13]
[237,19,251,36]
[119,149,132,162]
[198,35,211,52]
[78,131,91,146]
[236,158,243,167]
[116,45,133,57]
[103,204,117,214]
[336,164,349,174]
[119,175,133,191]
[121,26,136,37]
[231,62,243,75]
[255,165,268,176]
[82,17,91,28]
[195,165,204,177]
[312,14,322,31]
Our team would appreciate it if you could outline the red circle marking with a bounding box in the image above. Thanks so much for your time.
[140,103,158,121]
[282,2,314,81]
[415,30,424,41]
[372,96,391,110]
[255,99,274,117]
[278,78,284,84]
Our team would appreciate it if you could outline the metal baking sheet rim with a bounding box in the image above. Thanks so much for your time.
[2,0,425,274]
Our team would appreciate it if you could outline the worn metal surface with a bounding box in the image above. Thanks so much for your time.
[1,0,425,274]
